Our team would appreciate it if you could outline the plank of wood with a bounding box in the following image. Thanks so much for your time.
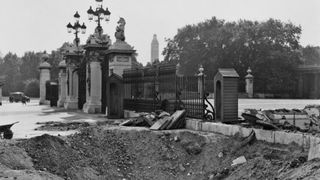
[119,119,134,126]
[159,117,173,130]
[166,110,186,130]
[150,116,172,130]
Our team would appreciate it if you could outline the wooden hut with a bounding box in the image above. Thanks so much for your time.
[214,68,239,122]
[107,73,124,118]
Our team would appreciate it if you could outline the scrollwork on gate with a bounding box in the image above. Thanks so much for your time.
[203,92,215,121]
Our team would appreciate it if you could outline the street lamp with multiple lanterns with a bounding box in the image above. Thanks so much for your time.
[87,0,111,36]
[66,11,87,47]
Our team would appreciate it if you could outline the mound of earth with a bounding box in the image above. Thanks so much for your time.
[0,140,62,180]
[16,126,311,180]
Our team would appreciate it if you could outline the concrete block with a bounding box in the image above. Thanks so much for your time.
[239,127,252,137]
[201,122,211,132]
[308,136,320,161]
[195,120,203,131]
[208,123,218,133]
[254,129,275,143]
[186,119,202,131]
[274,131,304,146]
[185,119,193,129]
[303,134,311,150]
[229,125,241,136]
[215,123,234,136]
[212,123,227,135]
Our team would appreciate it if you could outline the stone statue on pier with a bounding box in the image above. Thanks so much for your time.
[86,26,111,46]
[115,17,126,42]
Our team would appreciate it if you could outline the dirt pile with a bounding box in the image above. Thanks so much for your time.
[15,126,312,180]
[18,134,82,177]
[0,140,63,180]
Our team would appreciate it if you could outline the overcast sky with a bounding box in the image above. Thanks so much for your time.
[0,0,319,65]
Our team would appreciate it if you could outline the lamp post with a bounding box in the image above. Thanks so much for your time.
[66,11,87,47]
[64,12,86,110]
[87,0,111,36]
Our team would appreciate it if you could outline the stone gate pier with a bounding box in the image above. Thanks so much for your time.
[297,65,320,99]
[39,54,51,105]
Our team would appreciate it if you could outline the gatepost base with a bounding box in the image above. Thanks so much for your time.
[57,99,66,108]
[39,100,50,105]
[83,102,101,114]
[64,100,78,110]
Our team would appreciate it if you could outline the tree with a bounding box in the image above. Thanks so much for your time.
[24,79,40,97]
[0,52,21,95]
[20,51,42,81]
[302,46,320,65]
[47,50,62,81]
[162,17,302,95]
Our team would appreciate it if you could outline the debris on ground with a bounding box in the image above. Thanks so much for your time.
[240,104,320,133]
[121,110,186,130]
[14,125,313,179]
[0,122,315,179]
[231,156,247,166]
[35,121,91,131]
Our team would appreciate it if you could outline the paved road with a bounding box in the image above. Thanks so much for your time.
[0,98,319,139]
[0,99,104,139]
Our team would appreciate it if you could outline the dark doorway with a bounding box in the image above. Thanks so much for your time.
[78,59,86,110]
[215,81,222,120]
[50,82,58,107]
[107,74,124,118]
[109,83,119,117]
[101,55,109,114]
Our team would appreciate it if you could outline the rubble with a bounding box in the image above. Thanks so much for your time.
[0,123,313,179]
[240,105,320,133]
[121,110,186,130]
[231,156,247,166]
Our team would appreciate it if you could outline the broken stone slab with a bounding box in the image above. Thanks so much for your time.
[308,136,320,161]
[231,156,247,166]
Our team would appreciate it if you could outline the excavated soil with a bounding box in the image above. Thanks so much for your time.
[8,125,313,180]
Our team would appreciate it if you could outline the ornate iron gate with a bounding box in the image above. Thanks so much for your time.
[123,64,214,120]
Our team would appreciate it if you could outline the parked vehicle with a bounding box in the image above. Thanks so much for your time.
[9,92,30,103]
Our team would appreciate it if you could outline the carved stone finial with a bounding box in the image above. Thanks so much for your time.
[246,67,253,79]
[247,67,252,74]
[115,17,126,41]
[199,65,204,75]
[41,51,49,62]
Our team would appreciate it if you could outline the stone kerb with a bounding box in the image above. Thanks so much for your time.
[186,119,320,161]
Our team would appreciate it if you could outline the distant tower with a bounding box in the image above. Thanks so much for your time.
[151,34,159,63]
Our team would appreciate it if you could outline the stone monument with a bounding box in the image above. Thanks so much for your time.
[107,17,136,77]
[151,34,159,64]
[245,67,254,98]
[39,53,51,105]
[105,17,136,114]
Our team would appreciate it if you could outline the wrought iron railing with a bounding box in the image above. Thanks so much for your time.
[123,64,214,120]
